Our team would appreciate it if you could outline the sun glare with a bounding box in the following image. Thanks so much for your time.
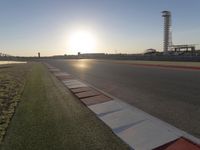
[68,30,96,54]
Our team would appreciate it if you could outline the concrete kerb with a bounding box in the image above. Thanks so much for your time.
[45,64,200,149]
[89,82,200,144]
[54,72,70,76]
[88,100,124,116]
[71,87,93,93]
[80,95,112,106]
[89,84,200,145]
[63,80,86,86]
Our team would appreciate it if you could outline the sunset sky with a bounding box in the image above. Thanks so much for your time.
[0,0,200,56]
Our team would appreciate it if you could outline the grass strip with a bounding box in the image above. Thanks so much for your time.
[0,64,29,143]
[0,63,129,150]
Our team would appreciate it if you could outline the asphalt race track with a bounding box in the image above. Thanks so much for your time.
[46,59,200,138]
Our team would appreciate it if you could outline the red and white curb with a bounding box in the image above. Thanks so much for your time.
[45,63,200,150]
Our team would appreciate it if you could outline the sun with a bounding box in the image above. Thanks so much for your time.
[68,30,96,54]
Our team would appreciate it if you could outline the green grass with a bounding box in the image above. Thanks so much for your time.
[0,64,29,143]
[0,63,129,150]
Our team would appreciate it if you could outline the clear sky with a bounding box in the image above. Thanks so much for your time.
[0,0,200,56]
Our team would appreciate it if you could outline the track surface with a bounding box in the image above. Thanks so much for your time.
[46,59,200,138]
